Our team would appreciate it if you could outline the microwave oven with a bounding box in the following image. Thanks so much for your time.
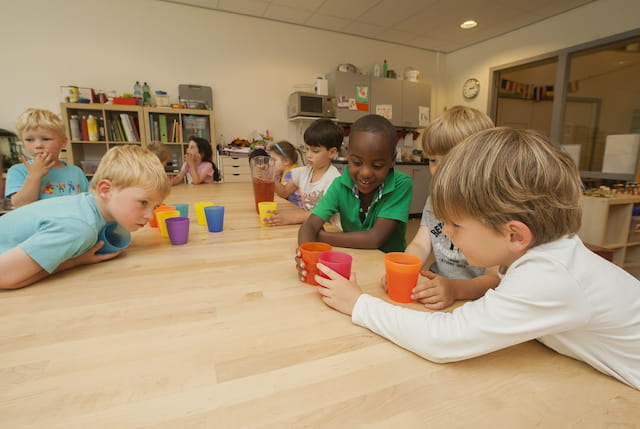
[288,92,335,118]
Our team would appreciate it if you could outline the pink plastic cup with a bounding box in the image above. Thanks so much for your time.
[317,251,352,279]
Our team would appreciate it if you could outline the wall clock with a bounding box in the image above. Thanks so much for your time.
[462,78,480,99]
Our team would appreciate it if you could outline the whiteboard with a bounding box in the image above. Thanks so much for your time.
[602,134,640,174]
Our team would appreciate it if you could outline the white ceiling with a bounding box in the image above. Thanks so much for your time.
[159,0,596,53]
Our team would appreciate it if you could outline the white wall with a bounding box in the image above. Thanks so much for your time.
[0,0,440,145]
[440,0,640,116]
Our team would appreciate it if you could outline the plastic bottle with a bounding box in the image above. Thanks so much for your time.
[142,82,151,106]
[133,81,143,105]
[69,115,81,141]
[383,60,388,78]
[87,115,99,142]
[373,63,381,77]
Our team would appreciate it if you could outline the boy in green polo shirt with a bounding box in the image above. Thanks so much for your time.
[298,114,412,254]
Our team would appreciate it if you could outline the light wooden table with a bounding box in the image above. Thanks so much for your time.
[1,183,638,428]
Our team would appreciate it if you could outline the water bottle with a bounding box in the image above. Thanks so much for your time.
[133,81,142,105]
[142,82,151,106]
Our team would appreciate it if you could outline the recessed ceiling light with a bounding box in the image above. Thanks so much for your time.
[460,20,478,29]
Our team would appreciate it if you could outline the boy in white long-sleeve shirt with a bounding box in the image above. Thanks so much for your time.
[315,127,640,390]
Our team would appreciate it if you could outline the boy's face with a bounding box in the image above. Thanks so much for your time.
[426,154,445,176]
[20,127,67,159]
[305,144,336,169]
[442,217,513,268]
[347,131,395,195]
[103,186,164,232]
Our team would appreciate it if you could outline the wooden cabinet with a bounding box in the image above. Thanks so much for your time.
[60,103,216,178]
[60,103,144,174]
[578,195,640,268]
[394,164,430,215]
[220,155,251,182]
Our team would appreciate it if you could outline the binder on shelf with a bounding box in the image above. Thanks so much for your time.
[148,113,155,141]
[159,115,168,143]
[129,114,141,141]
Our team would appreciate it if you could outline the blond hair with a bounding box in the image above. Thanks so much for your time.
[90,145,171,199]
[423,106,494,156]
[431,127,582,247]
[147,142,171,164]
[16,108,66,139]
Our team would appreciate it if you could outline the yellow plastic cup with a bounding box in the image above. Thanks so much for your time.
[194,202,214,226]
[258,201,277,226]
[157,210,180,238]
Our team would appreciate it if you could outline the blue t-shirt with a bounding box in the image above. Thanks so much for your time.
[5,160,89,199]
[0,193,106,273]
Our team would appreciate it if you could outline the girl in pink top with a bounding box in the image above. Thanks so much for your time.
[172,136,220,185]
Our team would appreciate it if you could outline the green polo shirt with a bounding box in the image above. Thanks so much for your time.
[312,167,412,252]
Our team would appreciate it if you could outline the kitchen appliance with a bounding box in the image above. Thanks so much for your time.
[288,92,335,118]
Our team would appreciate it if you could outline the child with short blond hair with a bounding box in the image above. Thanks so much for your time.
[0,145,171,290]
[316,127,640,390]
[6,108,89,207]
[403,105,498,310]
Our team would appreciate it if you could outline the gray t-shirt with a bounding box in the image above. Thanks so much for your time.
[420,196,484,279]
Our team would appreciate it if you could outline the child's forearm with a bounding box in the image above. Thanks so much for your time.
[10,175,43,207]
[298,214,324,245]
[317,229,383,249]
[449,274,501,301]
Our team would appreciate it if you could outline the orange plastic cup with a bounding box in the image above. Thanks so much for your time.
[299,242,332,285]
[384,252,422,303]
[150,204,175,228]
[157,210,180,238]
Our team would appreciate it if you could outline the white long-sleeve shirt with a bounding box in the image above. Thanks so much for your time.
[352,235,640,389]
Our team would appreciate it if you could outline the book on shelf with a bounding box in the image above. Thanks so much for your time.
[120,114,137,142]
[159,114,168,143]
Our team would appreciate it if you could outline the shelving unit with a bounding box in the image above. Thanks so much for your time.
[60,103,217,178]
[143,107,216,174]
[60,103,144,174]
[578,194,640,268]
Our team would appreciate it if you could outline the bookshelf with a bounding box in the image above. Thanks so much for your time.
[143,108,216,174]
[60,103,144,174]
[60,103,216,177]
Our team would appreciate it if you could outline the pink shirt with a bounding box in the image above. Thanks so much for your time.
[180,161,214,184]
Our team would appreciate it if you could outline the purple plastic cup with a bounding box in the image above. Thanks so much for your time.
[165,216,190,245]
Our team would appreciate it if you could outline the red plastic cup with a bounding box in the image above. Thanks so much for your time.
[299,242,332,285]
[317,251,352,279]
[384,252,422,303]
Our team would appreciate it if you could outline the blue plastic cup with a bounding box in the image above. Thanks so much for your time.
[173,203,189,218]
[204,205,224,233]
[96,222,131,254]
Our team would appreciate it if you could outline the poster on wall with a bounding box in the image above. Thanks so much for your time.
[419,106,430,127]
[355,85,369,111]
[376,104,392,120]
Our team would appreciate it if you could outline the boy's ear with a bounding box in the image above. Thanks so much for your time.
[505,220,533,252]
[328,147,338,158]
[94,179,113,200]
[60,136,69,148]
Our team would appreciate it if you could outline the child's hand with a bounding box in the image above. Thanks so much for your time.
[315,263,362,316]
[59,241,123,271]
[22,153,56,177]
[411,270,456,310]
[264,209,296,227]
[380,273,388,292]
[295,247,306,281]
